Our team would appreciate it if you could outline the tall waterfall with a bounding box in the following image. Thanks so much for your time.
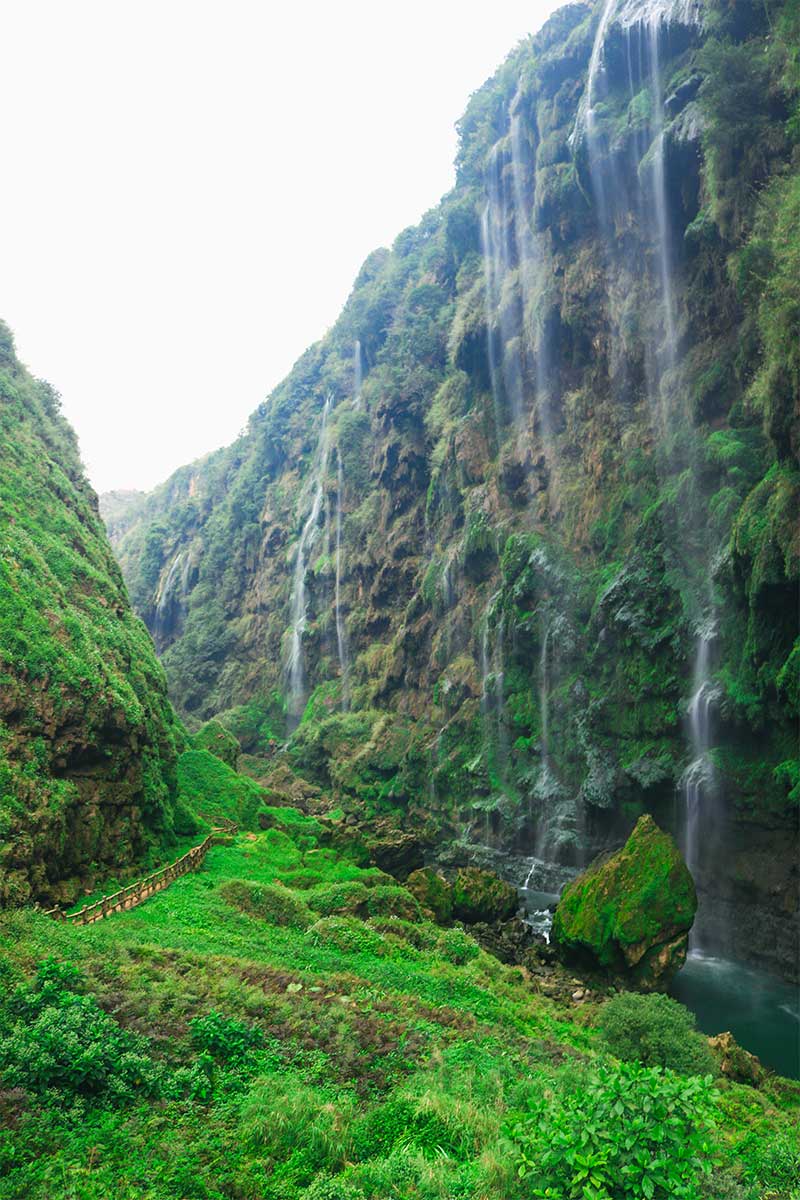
[681,622,721,946]
[334,447,350,710]
[353,339,364,408]
[480,590,508,787]
[580,0,723,945]
[286,395,332,728]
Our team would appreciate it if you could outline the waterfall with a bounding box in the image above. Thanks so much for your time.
[286,394,332,728]
[681,622,721,946]
[334,448,350,710]
[579,0,686,414]
[353,339,364,408]
[480,590,508,784]
[539,620,550,770]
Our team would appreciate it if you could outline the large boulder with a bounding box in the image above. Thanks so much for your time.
[406,868,453,923]
[551,815,697,990]
[451,867,519,924]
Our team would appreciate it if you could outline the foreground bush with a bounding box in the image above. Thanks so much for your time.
[507,1060,718,1199]
[598,991,718,1076]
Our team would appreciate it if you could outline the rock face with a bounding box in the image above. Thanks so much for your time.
[0,322,182,906]
[551,816,696,990]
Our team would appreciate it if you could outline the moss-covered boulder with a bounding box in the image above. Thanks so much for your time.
[551,815,697,990]
[451,867,519,924]
[406,868,453,923]
[193,719,240,770]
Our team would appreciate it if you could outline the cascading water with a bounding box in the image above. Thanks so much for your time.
[480,590,509,790]
[334,448,350,710]
[681,621,722,946]
[286,395,332,728]
[353,339,364,408]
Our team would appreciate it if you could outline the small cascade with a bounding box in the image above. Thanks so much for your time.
[480,590,509,785]
[353,339,364,408]
[539,620,550,771]
[286,395,333,728]
[153,549,193,649]
[681,622,721,945]
[480,141,526,429]
[334,448,350,710]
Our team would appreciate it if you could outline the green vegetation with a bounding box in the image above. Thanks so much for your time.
[598,991,718,1076]
[0,323,183,907]
[1,819,796,1200]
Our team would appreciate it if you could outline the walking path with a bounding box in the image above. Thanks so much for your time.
[44,819,238,926]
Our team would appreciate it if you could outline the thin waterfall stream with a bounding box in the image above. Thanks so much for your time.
[286,395,332,728]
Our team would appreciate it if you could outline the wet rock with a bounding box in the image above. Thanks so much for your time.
[364,822,426,880]
[551,815,697,990]
[708,1031,766,1088]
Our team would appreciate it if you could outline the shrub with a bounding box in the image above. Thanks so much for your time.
[220,878,313,928]
[435,927,480,965]
[304,917,386,957]
[598,991,717,1076]
[190,1010,263,1061]
[507,1060,718,1199]
[307,881,370,917]
[350,1098,464,1162]
[0,961,162,1102]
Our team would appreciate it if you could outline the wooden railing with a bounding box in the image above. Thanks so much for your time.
[44,819,238,926]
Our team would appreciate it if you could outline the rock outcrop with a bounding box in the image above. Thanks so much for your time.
[551,816,696,989]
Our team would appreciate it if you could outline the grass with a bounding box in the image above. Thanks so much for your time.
[0,813,798,1200]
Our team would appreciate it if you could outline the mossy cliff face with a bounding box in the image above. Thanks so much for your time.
[0,324,183,906]
[551,814,696,989]
[103,0,799,978]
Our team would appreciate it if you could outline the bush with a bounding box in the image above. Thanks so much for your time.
[350,1097,463,1162]
[0,960,162,1102]
[308,881,370,917]
[435,927,480,965]
[507,1060,718,1199]
[304,917,386,957]
[364,884,423,922]
[190,1010,263,1061]
[220,878,313,928]
[598,991,717,1076]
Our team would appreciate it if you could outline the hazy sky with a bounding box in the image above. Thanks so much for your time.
[2,0,561,493]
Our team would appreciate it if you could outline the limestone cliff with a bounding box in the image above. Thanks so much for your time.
[103,0,799,978]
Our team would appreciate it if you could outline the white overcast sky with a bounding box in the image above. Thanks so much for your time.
[1,0,561,493]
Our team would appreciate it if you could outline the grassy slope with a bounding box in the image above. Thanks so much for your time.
[0,817,797,1200]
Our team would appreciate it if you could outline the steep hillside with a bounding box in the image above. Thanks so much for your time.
[0,323,185,906]
[105,0,799,978]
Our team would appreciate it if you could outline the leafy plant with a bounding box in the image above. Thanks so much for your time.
[506,1061,718,1199]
